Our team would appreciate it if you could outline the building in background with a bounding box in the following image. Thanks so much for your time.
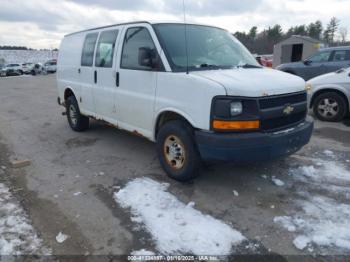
[273,35,326,67]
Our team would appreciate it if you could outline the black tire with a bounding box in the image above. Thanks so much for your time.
[18,70,23,75]
[156,120,201,182]
[66,96,89,132]
[313,92,347,122]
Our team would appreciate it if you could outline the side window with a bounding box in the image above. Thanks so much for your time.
[121,27,159,70]
[309,51,332,63]
[332,50,347,62]
[81,33,98,67]
[95,30,119,68]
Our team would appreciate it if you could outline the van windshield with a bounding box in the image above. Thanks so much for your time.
[153,24,260,72]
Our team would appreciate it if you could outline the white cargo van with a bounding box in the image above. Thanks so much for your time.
[57,21,313,181]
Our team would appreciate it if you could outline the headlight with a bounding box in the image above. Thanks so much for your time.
[230,102,243,116]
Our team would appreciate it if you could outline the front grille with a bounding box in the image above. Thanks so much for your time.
[261,111,306,131]
[259,92,307,110]
[258,91,307,131]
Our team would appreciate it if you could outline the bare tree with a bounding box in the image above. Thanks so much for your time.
[339,27,348,43]
[324,17,340,44]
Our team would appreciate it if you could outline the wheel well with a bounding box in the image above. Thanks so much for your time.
[155,111,192,138]
[64,88,75,101]
[310,89,349,111]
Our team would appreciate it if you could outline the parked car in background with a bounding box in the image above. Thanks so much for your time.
[0,63,23,76]
[31,63,45,75]
[307,67,350,122]
[256,54,273,68]
[22,63,35,74]
[44,60,57,73]
[277,46,350,80]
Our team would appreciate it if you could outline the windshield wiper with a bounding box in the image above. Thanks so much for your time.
[237,63,263,69]
[198,63,221,68]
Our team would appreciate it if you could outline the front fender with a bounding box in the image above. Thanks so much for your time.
[153,108,197,140]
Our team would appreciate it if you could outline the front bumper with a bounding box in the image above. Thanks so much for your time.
[195,117,314,162]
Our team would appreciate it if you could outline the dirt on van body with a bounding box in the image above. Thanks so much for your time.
[0,74,349,261]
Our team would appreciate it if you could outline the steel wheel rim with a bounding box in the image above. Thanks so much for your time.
[318,98,339,118]
[69,104,78,125]
[163,135,186,170]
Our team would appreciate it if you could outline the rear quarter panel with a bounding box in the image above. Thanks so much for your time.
[57,33,84,103]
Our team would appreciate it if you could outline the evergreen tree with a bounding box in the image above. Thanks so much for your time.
[307,20,323,39]
[248,26,258,39]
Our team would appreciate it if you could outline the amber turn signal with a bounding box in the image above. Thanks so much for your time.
[213,120,260,130]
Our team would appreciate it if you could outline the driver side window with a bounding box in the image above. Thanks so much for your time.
[309,51,332,63]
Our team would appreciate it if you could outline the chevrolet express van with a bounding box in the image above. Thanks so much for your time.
[57,21,313,181]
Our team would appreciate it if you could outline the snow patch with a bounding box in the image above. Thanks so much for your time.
[273,216,296,232]
[271,177,285,187]
[293,236,310,250]
[114,178,245,255]
[290,161,350,183]
[131,249,156,256]
[0,183,49,255]
[323,150,335,158]
[275,158,350,251]
[56,232,68,243]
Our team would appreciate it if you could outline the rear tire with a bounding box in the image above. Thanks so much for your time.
[313,92,347,122]
[66,96,89,132]
[156,120,201,182]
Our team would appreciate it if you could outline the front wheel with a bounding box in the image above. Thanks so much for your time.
[66,96,89,132]
[313,92,347,122]
[156,120,201,182]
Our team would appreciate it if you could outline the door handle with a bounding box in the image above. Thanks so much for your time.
[116,72,119,87]
[78,68,81,74]
[94,70,97,84]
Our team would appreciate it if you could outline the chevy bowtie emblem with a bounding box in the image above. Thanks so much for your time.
[283,105,294,115]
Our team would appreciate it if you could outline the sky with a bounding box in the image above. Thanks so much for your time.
[0,0,349,49]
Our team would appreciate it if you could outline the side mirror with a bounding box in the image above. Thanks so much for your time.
[304,60,312,66]
[138,47,155,68]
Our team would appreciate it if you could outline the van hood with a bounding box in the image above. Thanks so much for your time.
[192,68,306,97]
